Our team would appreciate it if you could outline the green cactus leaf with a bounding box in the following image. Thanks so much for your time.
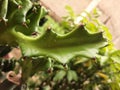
[15,25,107,63]
[0,0,107,64]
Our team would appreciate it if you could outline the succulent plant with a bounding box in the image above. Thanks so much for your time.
[0,0,120,90]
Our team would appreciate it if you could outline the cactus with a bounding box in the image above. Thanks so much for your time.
[0,0,120,90]
[0,0,107,63]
